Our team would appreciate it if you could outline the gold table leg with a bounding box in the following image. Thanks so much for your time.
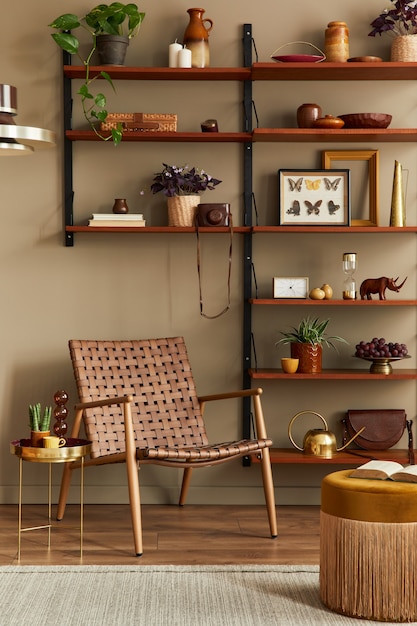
[17,457,86,560]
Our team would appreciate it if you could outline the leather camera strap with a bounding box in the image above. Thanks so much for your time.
[195,214,233,319]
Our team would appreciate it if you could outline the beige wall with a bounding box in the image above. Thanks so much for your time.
[1,0,415,506]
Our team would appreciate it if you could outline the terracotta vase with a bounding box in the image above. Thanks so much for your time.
[290,343,322,373]
[183,8,214,68]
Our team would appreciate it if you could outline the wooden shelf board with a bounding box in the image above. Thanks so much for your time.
[250,298,417,306]
[252,226,417,233]
[64,66,251,81]
[253,128,417,142]
[66,131,251,143]
[252,61,417,81]
[249,368,417,380]
[253,448,414,464]
[66,225,250,234]
[64,63,417,82]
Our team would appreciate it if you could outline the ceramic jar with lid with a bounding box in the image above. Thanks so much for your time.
[324,21,349,62]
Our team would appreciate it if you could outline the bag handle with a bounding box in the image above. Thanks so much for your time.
[270,41,326,62]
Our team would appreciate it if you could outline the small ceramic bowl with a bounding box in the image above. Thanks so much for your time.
[281,358,299,374]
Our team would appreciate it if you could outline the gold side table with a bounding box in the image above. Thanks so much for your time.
[10,438,92,560]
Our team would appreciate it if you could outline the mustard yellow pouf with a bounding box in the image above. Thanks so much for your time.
[320,469,417,622]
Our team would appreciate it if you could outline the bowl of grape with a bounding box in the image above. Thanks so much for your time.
[354,337,410,374]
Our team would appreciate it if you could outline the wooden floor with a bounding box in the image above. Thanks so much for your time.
[0,504,320,566]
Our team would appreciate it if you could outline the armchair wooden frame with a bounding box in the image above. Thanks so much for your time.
[56,338,277,556]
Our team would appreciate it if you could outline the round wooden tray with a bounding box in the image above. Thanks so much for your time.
[10,438,92,463]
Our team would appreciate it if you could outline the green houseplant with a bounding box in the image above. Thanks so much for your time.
[29,403,52,447]
[49,3,145,145]
[276,316,347,373]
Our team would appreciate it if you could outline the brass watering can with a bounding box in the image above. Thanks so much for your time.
[288,410,365,459]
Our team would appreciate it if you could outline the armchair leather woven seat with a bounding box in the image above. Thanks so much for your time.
[56,337,277,555]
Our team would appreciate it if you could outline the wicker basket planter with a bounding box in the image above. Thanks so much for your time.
[391,35,417,61]
[167,195,200,227]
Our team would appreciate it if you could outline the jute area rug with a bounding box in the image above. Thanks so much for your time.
[0,564,415,626]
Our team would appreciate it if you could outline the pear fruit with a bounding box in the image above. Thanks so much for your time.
[309,287,325,300]
[321,283,333,300]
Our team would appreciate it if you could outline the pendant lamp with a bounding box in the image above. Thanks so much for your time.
[0,84,55,154]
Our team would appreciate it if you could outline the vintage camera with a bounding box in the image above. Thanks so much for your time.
[195,203,231,227]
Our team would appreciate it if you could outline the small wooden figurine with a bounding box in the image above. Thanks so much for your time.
[360,276,407,300]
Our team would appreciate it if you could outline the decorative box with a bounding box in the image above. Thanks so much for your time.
[100,112,177,132]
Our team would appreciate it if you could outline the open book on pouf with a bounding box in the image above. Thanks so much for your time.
[350,460,417,483]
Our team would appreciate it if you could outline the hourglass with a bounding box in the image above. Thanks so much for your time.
[342,252,357,300]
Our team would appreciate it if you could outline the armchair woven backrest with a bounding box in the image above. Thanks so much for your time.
[69,337,209,459]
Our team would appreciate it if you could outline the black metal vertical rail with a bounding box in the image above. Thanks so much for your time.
[242,24,253,465]
[63,49,74,247]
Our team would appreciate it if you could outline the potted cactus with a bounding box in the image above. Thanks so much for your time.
[29,403,52,447]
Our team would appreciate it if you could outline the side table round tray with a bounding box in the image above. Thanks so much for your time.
[10,438,92,560]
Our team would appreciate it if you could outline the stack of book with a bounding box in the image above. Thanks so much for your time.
[88,213,146,227]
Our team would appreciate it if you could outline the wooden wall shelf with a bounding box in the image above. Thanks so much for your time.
[253,128,417,143]
[249,368,417,380]
[252,226,417,233]
[64,66,251,81]
[250,299,417,306]
[66,131,251,143]
[66,225,250,234]
[252,61,417,81]
[253,448,415,464]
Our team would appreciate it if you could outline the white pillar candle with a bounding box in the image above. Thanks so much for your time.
[178,46,192,68]
[169,41,182,68]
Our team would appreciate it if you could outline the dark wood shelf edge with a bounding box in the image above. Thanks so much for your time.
[250,298,417,306]
[65,131,251,143]
[66,226,417,234]
[252,226,417,233]
[66,226,250,234]
[64,66,252,81]
[64,62,417,82]
[253,128,417,143]
[252,61,417,81]
[249,368,417,380]
[253,448,414,464]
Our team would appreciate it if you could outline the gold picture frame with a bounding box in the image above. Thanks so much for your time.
[322,150,379,226]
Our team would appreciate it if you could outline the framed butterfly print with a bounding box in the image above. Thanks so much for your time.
[278,169,350,226]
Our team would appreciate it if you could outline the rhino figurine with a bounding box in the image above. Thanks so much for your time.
[360,276,407,300]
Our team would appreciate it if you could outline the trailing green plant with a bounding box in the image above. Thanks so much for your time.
[49,3,145,145]
[275,316,348,351]
[29,403,52,432]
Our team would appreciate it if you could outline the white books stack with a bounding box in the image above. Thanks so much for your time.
[88,213,146,227]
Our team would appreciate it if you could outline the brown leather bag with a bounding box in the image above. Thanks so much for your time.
[342,409,414,464]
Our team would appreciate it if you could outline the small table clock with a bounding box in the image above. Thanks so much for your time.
[273,277,309,299]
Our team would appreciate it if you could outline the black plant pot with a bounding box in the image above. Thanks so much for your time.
[96,35,129,65]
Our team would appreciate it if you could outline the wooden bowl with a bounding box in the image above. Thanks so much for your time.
[312,115,345,129]
[338,113,392,129]
[347,56,383,62]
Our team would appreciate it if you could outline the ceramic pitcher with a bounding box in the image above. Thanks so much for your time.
[183,8,213,68]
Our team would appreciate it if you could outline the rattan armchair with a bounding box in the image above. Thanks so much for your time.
[56,337,277,556]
